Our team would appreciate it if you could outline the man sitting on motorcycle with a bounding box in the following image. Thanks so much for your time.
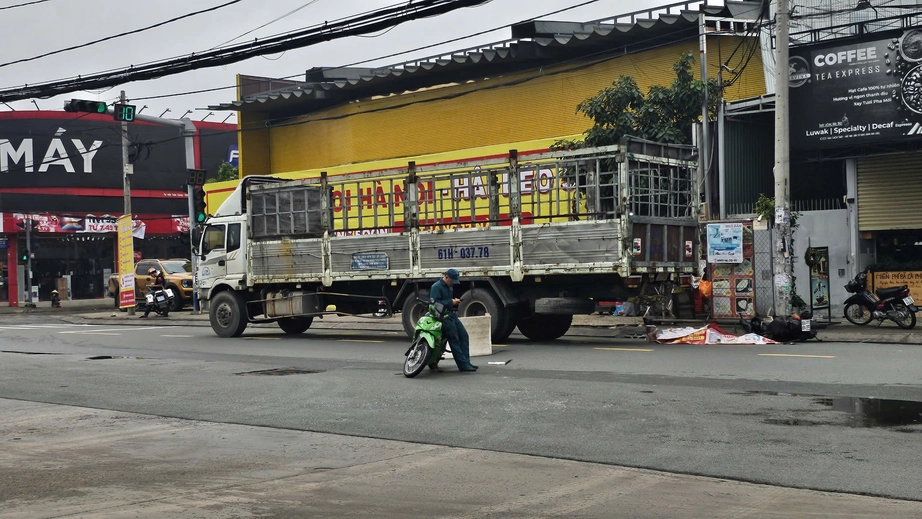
[430,268,477,372]
[139,268,166,319]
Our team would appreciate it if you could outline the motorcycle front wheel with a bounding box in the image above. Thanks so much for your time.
[844,303,872,325]
[403,338,432,378]
[893,304,916,330]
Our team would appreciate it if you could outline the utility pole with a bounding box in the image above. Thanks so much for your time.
[121,90,135,315]
[773,0,792,316]
[699,9,710,219]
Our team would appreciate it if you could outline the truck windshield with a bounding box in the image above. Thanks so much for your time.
[161,261,192,274]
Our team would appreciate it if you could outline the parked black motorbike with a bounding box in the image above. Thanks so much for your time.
[741,311,820,343]
[843,266,917,329]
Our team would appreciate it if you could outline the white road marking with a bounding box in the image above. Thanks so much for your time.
[161,334,194,338]
[60,327,158,334]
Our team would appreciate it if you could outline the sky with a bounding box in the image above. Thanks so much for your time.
[0,0,677,123]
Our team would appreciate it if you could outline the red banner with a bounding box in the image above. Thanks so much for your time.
[2,213,189,236]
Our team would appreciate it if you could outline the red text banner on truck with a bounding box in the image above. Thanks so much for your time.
[195,137,699,342]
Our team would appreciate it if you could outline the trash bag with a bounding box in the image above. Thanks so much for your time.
[698,280,712,299]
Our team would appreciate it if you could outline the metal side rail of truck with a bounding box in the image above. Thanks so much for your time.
[195,137,699,340]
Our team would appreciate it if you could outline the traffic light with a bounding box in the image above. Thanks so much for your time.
[113,103,136,122]
[15,219,39,232]
[19,250,29,265]
[187,168,207,186]
[192,187,208,223]
[63,99,107,114]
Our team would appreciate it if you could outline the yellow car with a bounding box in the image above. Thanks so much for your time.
[108,259,193,311]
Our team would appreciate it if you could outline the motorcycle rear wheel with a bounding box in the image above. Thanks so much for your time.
[894,304,916,330]
[403,338,431,378]
[844,303,872,325]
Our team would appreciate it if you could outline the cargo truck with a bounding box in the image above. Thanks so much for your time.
[195,137,699,340]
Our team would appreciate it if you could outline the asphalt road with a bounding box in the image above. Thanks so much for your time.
[1,315,921,517]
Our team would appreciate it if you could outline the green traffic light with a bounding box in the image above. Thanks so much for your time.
[96,103,106,113]
[196,213,207,223]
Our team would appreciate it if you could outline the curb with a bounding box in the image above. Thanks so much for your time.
[48,314,922,344]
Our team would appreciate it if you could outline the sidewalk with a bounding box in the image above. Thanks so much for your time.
[40,305,922,345]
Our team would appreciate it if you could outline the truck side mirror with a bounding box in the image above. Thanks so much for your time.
[191,227,203,257]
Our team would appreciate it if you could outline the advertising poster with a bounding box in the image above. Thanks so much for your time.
[789,26,922,149]
[808,246,830,311]
[709,223,755,319]
[117,215,135,309]
[706,222,744,264]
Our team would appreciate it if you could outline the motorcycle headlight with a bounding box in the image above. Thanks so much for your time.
[181,279,193,288]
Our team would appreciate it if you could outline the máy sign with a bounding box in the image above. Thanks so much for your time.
[789,26,922,149]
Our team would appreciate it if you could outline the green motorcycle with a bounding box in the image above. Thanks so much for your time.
[403,299,449,378]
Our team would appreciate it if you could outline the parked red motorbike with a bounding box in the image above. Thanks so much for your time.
[843,266,917,329]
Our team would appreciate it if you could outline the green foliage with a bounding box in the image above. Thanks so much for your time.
[205,162,238,184]
[575,53,719,147]
[754,193,800,231]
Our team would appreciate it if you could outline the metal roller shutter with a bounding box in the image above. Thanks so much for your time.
[857,153,922,231]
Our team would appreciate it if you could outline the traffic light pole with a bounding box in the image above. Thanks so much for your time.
[121,90,135,316]
[187,184,200,314]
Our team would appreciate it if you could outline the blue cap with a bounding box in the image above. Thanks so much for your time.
[444,268,460,281]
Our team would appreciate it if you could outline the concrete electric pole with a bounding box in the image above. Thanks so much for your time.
[121,90,135,316]
[773,0,792,316]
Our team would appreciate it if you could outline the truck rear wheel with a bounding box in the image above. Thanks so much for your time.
[516,314,572,342]
[459,288,512,343]
[401,290,429,338]
[278,317,313,334]
[210,291,248,338]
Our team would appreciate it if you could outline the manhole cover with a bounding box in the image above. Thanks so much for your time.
[236,367,323,376]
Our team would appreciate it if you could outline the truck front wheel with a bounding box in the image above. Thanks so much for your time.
[516,314,572,342]
[210,291,248,338]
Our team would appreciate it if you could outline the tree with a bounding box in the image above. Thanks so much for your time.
[568,52,719,148]
[205,162,238,184]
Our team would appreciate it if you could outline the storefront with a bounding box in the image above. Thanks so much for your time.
[0,213,192,303]
[0,111,236,305]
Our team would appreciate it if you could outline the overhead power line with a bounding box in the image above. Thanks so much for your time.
[0,0,52,10]
[132,0,603,104]
[209,0,323,50]
[0,0,491,103]
[0,0,245,69]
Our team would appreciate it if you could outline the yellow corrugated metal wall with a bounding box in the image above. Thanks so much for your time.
[857,153,922,231]
[242,36,765,175]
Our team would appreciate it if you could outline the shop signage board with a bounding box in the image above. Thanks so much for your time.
[789,26,922,150]
[872,270,922,296]
[117,215,135,309]
[5,213,188,236]
[706,222,744,264]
